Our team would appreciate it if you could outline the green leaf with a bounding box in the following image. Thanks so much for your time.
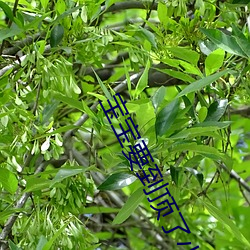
[0,168,18,194]
[232,0,250,4]
[0,2,14,21]
[0,25,23,42]
[53,92,85,112]
[176,69,231,98]
[151,86,166,111]
[185,167,204,187]
[200,28,247,58]
[156,67,195,83]
[168,47,200,65]
[8,241,21,250]
[134,59,151,98]
[205,48,225,75]
[50,24,64,47]
[112,186,145,224]
[80,206,120,214]
[24,177,51,192]
[93,70,113,100]
[170,126,220,139]
[193,121,231,129]
[98,173,137,191]
[51,166,86,186]
[42,223,69,250]
[203,201,250,248]
[170,165,181,186]
[157,1,168,24]
[155,99,179,137]
[205,99,228,122]
[36,236,48,250]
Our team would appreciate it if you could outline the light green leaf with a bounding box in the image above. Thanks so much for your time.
[134,59,150,98]
[80,206,120,214]
[151,86,166,111]
[50,166,86,186]
[205,48,225,75]
[177,70,231,98]
[203,201,250,248]
[168,47,200,65]
[0,168,18,194]
[93,70,112,100]
[42,223,69,250]
[112,186,145,224]
[53,92,84,112]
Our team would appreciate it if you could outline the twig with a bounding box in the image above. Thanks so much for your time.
[0,161,49,241]
[219,162,250,193]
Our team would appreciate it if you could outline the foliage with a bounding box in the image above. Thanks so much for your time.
[0,0,250,249]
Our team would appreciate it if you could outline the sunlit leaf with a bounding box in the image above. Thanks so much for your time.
[112,186,145,224]
[98,172,137,191]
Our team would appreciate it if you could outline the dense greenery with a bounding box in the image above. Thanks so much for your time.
[0,0,250,249]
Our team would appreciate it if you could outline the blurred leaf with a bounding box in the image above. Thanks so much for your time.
[36,236,48,250]
[177,69,231,97]
[0,168,18,194]
[203,201,250,247]
[155,99,179,137]
[185,167,204,187]
[9,241,21,250]
[50,24,64,47]
[232,0,250,4]
[205,99,228,122]
[112,186,144,224]
[98,172,137,191]
[80,206,120,214]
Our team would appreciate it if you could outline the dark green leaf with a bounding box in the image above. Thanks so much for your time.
[50,24,64,47]
[98,173,137,191]
[205,99,228,122]
[232,0,250,4]
[155,99,179,137]
[0,168,18,194]
[0,2,14,21]
[170,166,181,186]
[112,186,144,224]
